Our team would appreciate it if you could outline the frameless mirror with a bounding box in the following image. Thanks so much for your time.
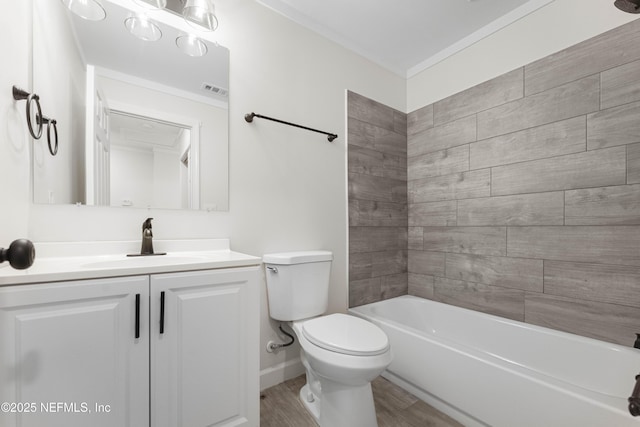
[32,0,229,210]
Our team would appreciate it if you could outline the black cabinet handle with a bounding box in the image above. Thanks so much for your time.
[160,291,165,334]
[135,293,140,339]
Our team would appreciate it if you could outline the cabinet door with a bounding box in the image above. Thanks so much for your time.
[151,267,259,427]
[0,276,149,427]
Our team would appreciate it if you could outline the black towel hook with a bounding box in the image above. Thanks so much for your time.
[12,86,43,140]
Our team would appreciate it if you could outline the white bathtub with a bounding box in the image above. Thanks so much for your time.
[349,295,640,427]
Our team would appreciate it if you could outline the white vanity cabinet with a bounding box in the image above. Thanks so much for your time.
[150,267,259,427]
[0,276,150,427]
[0,266,259,427]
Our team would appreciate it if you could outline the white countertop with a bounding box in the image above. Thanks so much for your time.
[0,239,261,286]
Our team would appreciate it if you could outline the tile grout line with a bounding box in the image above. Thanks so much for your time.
[563,191,566,226]
[541,259,545,296]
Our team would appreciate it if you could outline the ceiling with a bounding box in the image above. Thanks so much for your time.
[110,112,186,151]
[256,0,555,78]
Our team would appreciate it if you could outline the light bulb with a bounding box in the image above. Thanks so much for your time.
[176,34,208,57]
[60,0,106,21]
[125,15,162,41]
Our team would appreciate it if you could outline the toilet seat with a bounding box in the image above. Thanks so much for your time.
[301,313,389,356]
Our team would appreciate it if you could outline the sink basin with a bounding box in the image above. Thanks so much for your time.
[82,254,214,269]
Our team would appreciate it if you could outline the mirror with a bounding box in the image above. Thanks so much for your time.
[32,0,229,210]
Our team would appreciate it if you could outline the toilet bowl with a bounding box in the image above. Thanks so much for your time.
[263,251,392,427]
[292,314,392,427]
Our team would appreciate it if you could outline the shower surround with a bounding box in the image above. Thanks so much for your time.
[348,17,640,347]
[348,92,408,307]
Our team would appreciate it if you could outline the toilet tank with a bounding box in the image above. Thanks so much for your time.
[263,251,333,321]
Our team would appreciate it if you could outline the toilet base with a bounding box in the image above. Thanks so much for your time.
[298,379,379,427]
[299,384,321,423]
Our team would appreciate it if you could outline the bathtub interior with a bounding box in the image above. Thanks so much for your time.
[351,295,640,400]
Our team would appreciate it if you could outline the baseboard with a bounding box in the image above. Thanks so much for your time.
[260,357,305,391]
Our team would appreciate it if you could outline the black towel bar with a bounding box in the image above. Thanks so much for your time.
[244,112,337,142]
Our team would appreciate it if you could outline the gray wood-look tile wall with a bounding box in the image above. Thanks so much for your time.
[405,18,640,347]
[348,18,640,348]
[348,91,408,307]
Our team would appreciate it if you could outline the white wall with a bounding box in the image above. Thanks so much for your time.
[214,0,406,382]
[407,0,640,111]
[152,149,181,209]
[110,144,183,209]
[110,146,154,208]
[32,0,86,204]
[0,0,31,245]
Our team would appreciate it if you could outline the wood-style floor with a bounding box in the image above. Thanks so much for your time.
[260,374,463,427]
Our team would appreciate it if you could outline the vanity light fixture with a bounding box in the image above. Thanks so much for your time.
[60,0,106,21]
[176,34,208,57]
[182,0,218,31]
[125,14,163,41]
[134,0,167,9]
[128,0,219,32]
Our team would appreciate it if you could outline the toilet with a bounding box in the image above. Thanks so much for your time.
[263,250,392,427]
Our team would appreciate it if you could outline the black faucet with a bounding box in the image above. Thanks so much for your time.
[127,218,166,257]
[141,217,155,255]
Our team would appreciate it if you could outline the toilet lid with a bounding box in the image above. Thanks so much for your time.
[301,313,389,356]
